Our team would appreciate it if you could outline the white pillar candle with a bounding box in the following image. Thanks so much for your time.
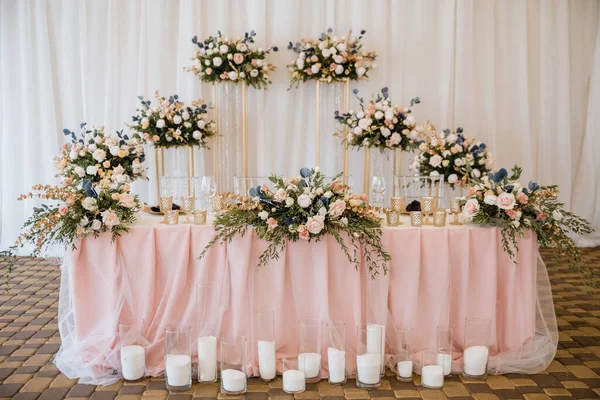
[257,340,276,380]
[366,324,385,356]
[120,345,145,381]
[436,353,452,375]
[356,353,381,385]
[298,352,322,379]
[327,347,346,383]
[282,369,306,393]
[421,365,444,388]
[165,354,191,387]
[463,346,489,376]
[397,360,413,378]
[221,369,247,393]
[197,336,217,382]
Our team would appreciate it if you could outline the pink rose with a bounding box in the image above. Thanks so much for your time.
[274,188,287,202]
[517,192,528,204]
[119,193,136,208]
[536,213,547,221]
[332,183,343,193]
[66,199,75,206]
[58,205,68,215]
[101,209,121,228]
[462,198,480,220]
[310,55,318,62]
[468,187,478,197]
[505,209,517,219]
[251,59,258,66]
[297,225,309,240]
[305,215,325,235]
[328,199,346,218]
[267,217,278,230]
[360,194,369,202]
[496,192,516,210]
[329,63,337,71]
[233,53,244,65]
[306,68,313,75]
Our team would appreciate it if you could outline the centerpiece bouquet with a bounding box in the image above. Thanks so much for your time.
[185,30,278,90]
[287,28,377,88]
[410,127,494,188]
[128,92,217,149]
[461,165,594,284]
[56,123,147,187]
[334,87,421,152]
[200,168,390,277]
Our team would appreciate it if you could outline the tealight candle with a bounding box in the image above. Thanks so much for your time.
[165,354,191,388]
[436,353,452,376]
[120,345,145,381]
[397,360,413,379]
[197,336,217,382]
[298,352,321,379]
[327,347,346,384]
[257,340,276,380]
[421,364,444,388]
[221,369,247,393]
[463,346,489,377]
[356,353,381,385]
[282,369,305,393]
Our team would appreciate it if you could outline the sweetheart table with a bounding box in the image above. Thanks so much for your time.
[53,214,558,385]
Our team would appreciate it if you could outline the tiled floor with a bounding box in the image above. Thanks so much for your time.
[0,248,599,400]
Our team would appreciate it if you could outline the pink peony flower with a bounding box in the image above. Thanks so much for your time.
[233,53,244,65]
[274,188,287,202]
[496,192,516,210]
[297,225,309,240]
[306,215,325,234]
[119,193,137,208]
[101,209,120,227]
[328,199,346,218]
[267,217,278,230]
[462,198,480,220]
[58,205,68,215]
[517,192,528,204]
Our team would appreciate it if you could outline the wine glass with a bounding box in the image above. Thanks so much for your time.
[371,176,386,208]
[197,176,217,211]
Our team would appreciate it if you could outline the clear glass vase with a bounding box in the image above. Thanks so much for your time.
[317,80,347,177]
[215,81,244,193]
[369,150,392,207]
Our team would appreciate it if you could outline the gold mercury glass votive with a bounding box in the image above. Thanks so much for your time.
[193,209,207,225]
[420,196,434,225]
[166,210,179,225]
[410,211,423,227]
[449,197,463,225]
[180,196,195,214]
[434,210,447,227]
[211,195,224,212]
[390,197,405,213]
[386,211,401,227]
[159,196,173,223]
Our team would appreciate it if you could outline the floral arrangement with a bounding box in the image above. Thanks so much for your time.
[461,166,594,285]
[409,126,494,188]
[287,28,377,88]
[334,87,420,152]
[200,168,390,277]
[55,123,146,187]
[185,30,278,90]
[128,92,217,149]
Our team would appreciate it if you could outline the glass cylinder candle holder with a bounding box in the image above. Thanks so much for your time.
[180,195,195,215]
[298,319,322,383]
[420,196,434,225]
[356,323,382,388]
[396,328,413,382]
[410,211,423,227]
[212,195,224,212]
[436,326,454,376]
[327,321,346,385]
[390,196,405,213]
[193,209,207,225]
[166,210,179,225]
[165,325,192,391]
[462,317,491,380]
[159,196,173,223]
[433,210,447,227]
[282,357,306,394]
[256,310,276,382]
[197,282,218,383]
[119,319,146,382]
[422,350,444,388]
[386,211,401,227]
[449,197,463,225]
[220,336,248,395]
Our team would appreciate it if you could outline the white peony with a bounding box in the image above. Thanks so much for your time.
[173,115,182,125]
[334,55,344,64]
[358,118,372,130]
[69,150,78,160]
[374,111,384,120]
[258,210,269,220]
[82,197,98,211]
[86,166,98,176]
[384,110,394,121]
[213,57,223,67]
[182,111,190,121]
[311,65,319,74]
[197,120,206,129]
[297,194,312,208]
[446,133,457,144]
[484,195,497,206]
[429,154,443,168]
[321,49,331,58]
[193,130,201,140]
[329,47,337,55]
[91,219,102,230]
[335,64,344,75]
[228,71,238,80]
[447,174,458,184]
[219,44,229,54]
[357,67,366,77]
[356,111,365,119]
[353,127,363,135]
[336,43,347,52]
[156,119,166,129]
[380,127,391,137]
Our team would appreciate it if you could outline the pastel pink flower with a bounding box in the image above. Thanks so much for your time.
[251,59,258,66]
[332,182,343,193]
[536,213,547,221]
[267,217,278,230]
[306,215,325,234]
[328,199,346,218]
[468,187,478,197]
[517,192,528,204]
[505,209,517,219]
[58,205,68,215]
[274,188,287,202]
[297,225,309,240]
[233,53,244,65]
[496,192,516,210]
[462,198,480,220]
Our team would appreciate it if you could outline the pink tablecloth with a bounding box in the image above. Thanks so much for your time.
[54,215,557,385]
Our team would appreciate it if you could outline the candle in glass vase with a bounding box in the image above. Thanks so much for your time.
[197,336,217,382]
[298,352,322,379]
[421,364,444,388]
[463,346,489,376]
[283,369,305,393]
[366,324,385,355]
[356,353,381,385]
[121,345,145,381]
[221,369,247,393]
[327,347,346,384]
[436,353,452,376]
[257,340,276,380]
[397,360,413,379]
[165,354,191,387]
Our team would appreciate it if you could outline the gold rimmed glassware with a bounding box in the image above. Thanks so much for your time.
[159,196,173,224]
[433,210,447,227]
[390,197,405,213]
[166,210,179,225]
[449,197,463,225]
[410,211,423,227]
[212,195,224,213]
[386,211,401,227]
[420,196,434,225]
[180,195,195,217]
[193,209,207,225]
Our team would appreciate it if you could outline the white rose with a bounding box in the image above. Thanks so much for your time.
[213,57,223,67]
[442,160,450,168]
[119,193,137,208]
[353,127,363,135]
[334,55,343,64]
[91,219,102,230]
[471,168,481,178]
[380,127,391,138]
[86,166,98,176]
[356,111,365,119]
[311,65,319,74]
[193,130,201,140]
[197,120,206,129]
[337,43,347,52]
[113,165,125,176]
[82,197,98,211]
[374,111,384,120]
[258,210,269,220]
[250,69,259,78]
[335,64,344,75]
[358,118,372,130]
[447,173,458,183]
[322,49,331,58]
[219,44,229,54]
[306,215,325,234]
[319,41,327,49]
[328,199,346,218]
[357,67,366,77]
[156,119,166,128]
[101,209,120,228]
[484,195,497,206]
[297,194,312,208]
[182,111,190,121]
[430,171,440,177]
[173,115,182,125]
[74,166,85,177]
[228,71,238,80]
[497,192,516,210]
[462,198,480,220]
[296,59,305,69]
[285,197,294,207]
[69,150,78,160]
[404,115,416,127]
[447,133,457,144]
[429,154,443,168]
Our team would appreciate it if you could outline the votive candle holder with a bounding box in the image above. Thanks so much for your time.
[166,210,179,225]
[410,211,423,227]
[420,196,434,225]
[159,196,173,223]
[434,210,447,227]
[386,212,401,227]
[180,196,195,215]
[212,195,224,212]
[449,197,463,225]
[193,209,207,225]
[390,197,405,213]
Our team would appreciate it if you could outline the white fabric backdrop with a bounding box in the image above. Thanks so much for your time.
[1,0,599,252]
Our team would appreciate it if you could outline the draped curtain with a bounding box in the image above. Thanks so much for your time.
[1,0,599,252]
